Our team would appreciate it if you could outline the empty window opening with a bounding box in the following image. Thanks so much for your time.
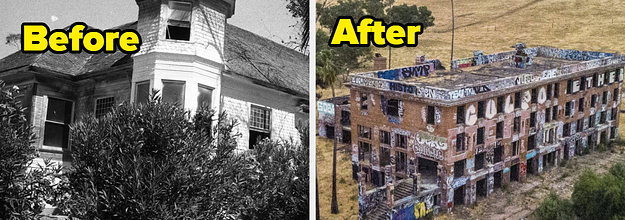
[427,105,435,124]
[387,99,399,117]
[454,159,465,178]
[418,157,438,184]
[166,1,192,41]
[476,178,487,198]
[475,153,485,171]
[95,96,115,118]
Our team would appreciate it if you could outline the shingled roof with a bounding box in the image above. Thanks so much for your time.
[0,21,309,96]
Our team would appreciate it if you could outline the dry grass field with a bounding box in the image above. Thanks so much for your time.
[316,0,625,219]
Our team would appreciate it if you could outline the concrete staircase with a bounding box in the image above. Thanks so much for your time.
[365,180,414,220]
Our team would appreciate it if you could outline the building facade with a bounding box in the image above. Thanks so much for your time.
[348,45,624,214]
[0,0,308,166]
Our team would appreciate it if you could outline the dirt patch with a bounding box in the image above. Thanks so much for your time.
[435,149,625,220]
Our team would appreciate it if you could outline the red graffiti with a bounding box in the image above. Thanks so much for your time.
[520,162,527,177]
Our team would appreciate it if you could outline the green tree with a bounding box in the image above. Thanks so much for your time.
[387,5,435,29]
[0,81,64,219]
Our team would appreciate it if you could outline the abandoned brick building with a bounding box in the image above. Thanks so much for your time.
[339,44,624,217]
[0,0,308,166]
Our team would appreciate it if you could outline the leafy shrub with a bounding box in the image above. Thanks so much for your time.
[571,163,625,220]
[534,191,574,220]
[0,81,64,219]
[57,97,251,219]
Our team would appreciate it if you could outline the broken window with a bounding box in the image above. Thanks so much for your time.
[497,96,504,113]
[166,1,192,41]
[515,92,521,109]
[94,96,115,118]
[427,105,435,124]
[475,153,485,171]
[396,151,407,174]
[341,110,351,126]
[513,116,520,133]
[545,107,551,122]
[359,141,371,164]
[358,125,371,139]
[342,129,351,144]
[579,98,584,113]
[162,80,186,107]
[395,134,407,149]
[380,147,391,167]
[477,101,485,118]
[494,144,503,163]
[457,105,465,124]
[496,121,503,139]
[454,159,465,178]
[577,119,583,132]
[477,127,485,145]
[546,84,552,100]
[554,83,559,98]
[249,105,271,149]
[197,84,212,110]
[456,133,466,152]
[361,93,368,110]
[380,130,391,145]
[387,99,399,117]
[528,134,536,150]
[135,81,150,104]
[563,123,570,137]
[552,106,558,121]
[43,97,73,148]
[512,141,519,156]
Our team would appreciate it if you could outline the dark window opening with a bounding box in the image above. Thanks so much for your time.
[475,153,485,171]
[456,133,466,152]
[496,121,503,139]
[325,125,335,139]
[478,101,485,118]
[589,115,595,128]
[477,178,487,198]
[528,134,536,150]
[457,105,465,124]
[342,129,351,144]
[530,112,536,128]
[494,144,503,163]
[494,171,502,189]
[614,88,619,102]
[380,130,391,145]
[396,151,407,174]
[427,105,435,124]
[43,98,72,148]
[577,119,583,132]
[512,141,519,156]
[477,127,485,145]
[136,81,150,104]
[552,106,558,121]
[387,99,399,117]
[454,159,465,178]
[361,94,368,110]
[579,98,584,112]
[341,110,351,126]
[591,94,597,107]
[531,88,537,103]
[380,147,391,168]
[497,96,504,113]
[554,83,559,98]
[454,185,465,205]
[603,91,608,104]
[358,141,371,164]
[395,134,407,148]
[546,84,552,100]
[564,123,571,137]
[358,125,371,139]
[565,102,571,116]
[166,1,192,41]
[510,164,519,182]
[593,73,598,87]
[514,116,520,133]
[515,92,521,108]
[545,108,551,122]
[566,79,573,94]
[249,130,270,149]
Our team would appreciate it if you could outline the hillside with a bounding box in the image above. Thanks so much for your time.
[316,0,625,219]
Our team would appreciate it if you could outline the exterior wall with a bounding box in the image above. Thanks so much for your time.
[352,65,624,212]
[221,75,304,150]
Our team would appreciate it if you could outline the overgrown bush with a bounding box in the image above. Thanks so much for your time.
[57,97,251,219]
[56,95,309,219]
[534,191,574,220]
[0,81,64,219]
[571,163,625,220]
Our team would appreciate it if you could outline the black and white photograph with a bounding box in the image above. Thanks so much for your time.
[0,0,310,219]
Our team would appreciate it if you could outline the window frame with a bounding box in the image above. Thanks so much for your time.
[94,96,115,118]
[42,96,74,150]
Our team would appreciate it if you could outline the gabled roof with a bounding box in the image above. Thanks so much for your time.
[0,21,309,96]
